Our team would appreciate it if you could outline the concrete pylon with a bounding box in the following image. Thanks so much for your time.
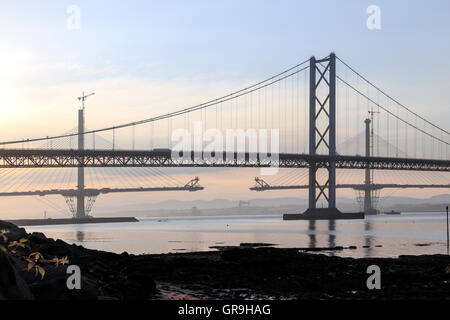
[76,108,85,218]
[363,118,378,215]
[364,118,373,214]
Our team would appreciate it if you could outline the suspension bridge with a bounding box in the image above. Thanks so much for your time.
[0,53,449,220]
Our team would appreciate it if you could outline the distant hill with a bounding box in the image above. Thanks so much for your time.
[98,197,308,211]
[92,193,450,217]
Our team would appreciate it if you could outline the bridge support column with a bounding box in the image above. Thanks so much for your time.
[364,118,373,214]
[308,57,317,209]
[362,118,379,215]
[303,52,341,218]
[76,108,86,219]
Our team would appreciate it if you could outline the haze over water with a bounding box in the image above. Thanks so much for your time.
[25,212,449,258]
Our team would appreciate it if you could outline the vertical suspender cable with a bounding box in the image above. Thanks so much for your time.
[304,69,307,153]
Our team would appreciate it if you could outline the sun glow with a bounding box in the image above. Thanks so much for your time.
[0,86,15,118]
[0,49,32,118]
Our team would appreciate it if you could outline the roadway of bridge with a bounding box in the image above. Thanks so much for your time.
[1,149,450,171]
[0,186,204,197]
[250,184,450,191]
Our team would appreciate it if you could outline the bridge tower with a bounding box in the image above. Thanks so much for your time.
[363,118,374,214]
[303,53,342,217]
[76,106,86,218]
[359,117,381,215]
[75,92,94,219]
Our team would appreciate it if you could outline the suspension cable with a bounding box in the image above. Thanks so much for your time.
[0,60,310,147]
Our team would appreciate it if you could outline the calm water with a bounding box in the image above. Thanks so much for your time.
[24,212,449,258]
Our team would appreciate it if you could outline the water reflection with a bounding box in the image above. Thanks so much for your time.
[24,213,447,258]
[76,231,85,242]
[306,220,336,255]
[308,220,316,248]
[75,226,86,242]
[364,219,373,258]
[328,220,336,256]
[306,218,371,257]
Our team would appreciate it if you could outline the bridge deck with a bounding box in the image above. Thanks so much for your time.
[250,184,450,191]
[0,186,204,197]
[0,149,449,171]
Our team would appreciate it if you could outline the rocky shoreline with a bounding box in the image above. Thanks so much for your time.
[1,220,449,300]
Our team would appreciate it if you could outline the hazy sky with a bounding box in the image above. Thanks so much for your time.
[1,1,450,132]
[0,1,449,217]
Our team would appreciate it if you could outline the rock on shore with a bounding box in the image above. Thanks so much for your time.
[0,220,155,300]
[0,220,449,300]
